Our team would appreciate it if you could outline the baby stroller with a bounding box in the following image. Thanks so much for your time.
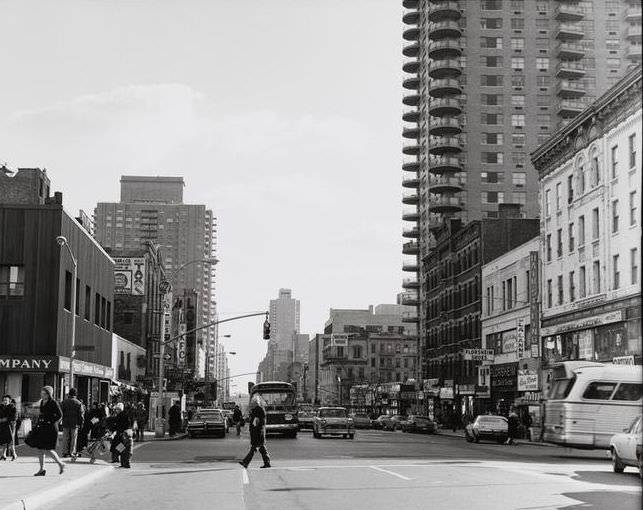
[73,431,113,464]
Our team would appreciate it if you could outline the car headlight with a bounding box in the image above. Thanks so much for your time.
[285,414,293,421]
[347,418,354,424]
[320,419,327,425]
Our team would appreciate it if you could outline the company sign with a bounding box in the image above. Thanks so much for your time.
[613,355,635,366]
[529,251,540,349]
[0,356,58,372]
[463,349,494,361]
[517,369,539,391]
[490,362,518,391]
[502,330,517,354]
[330,334,349,347]
[517,319,526,360]
[540,310,623,337]
[114,257,146,295]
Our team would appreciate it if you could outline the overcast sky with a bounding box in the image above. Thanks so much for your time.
[0,0,403,392]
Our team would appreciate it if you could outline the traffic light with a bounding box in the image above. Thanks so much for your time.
[263,317,271,340]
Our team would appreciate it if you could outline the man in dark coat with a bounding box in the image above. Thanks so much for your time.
[61,388,84,458]
[107,403,133,467]
[239,396,270,469]
[168,401,182,436]
[506,408,520,445]
[233,404,244,436]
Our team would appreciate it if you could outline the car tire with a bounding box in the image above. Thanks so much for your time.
[349,434,354,440]
[611,448,625,473]
[313,430,320,439]
[465,433,473,443]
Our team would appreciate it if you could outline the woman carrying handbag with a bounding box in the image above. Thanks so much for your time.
[0,394,17,461]
[25,386,65,476]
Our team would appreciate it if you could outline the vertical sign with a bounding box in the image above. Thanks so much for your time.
[516,318,525,360]
[177,323,187,367]
[529,251,540,358]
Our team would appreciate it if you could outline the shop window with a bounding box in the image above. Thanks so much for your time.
[0,265,25,298]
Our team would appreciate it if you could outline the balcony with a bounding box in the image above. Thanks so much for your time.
[429,78,462,98]
[627,44,643,60]
[402,158,420,172]
[428,59,462,79]
[556,61,586,78]
[402,143,421,156]
[402,92,421,106]
[402,208,420,222]
[429,176,464,193]
[402,241,420,255]
[403,26,420,41]
[626,25,643,41]
[403,9,420,25]
[556,79,586,98]
[555,4,584,22]
[428,155,462,174]
[555,23,585,40]
[428,39,462,60]
[429,117,462,136]
[402,107,420,123]
[402,192,419,205]
[403,126,420,139]
[428,136,463,156]
[402,227,420,238]
[558,99,586,116]
[403,58,420,74]
[403,75,420,90]
[400,292,420,306]
[402,262,419,273]
[402,311,420,323]
[428,217,444,232]
[428,97,462,116]
[428,21,462,40]
[402,175,420,188]
[428,195,463,212]
[402,0,419,8]
[626,6,642,21]
[428,1,461,23]
[403,41,420,57]
[402,278,420,289]
[556,42,585,60]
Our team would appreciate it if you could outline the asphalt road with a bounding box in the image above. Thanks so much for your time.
[45,428,641,510]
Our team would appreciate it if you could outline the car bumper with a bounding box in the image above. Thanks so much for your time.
[266,423,298,433]
[187,423,226,433]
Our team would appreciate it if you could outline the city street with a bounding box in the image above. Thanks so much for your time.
[31,429,641,510]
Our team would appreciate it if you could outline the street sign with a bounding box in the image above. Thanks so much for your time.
[159,280,171,294]
[463,349,494,361]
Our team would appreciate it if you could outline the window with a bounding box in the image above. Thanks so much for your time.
[612,200,619,233]
[557,274,563,305]
[545,189,551,216]
[612,383,643,402]
[84,285,91,320]
[482,56,503,67]
[75,278,80,315]
[481,37,503,48]
[613,254,620,290]
[511,38,524,51]
[592,208,599,240]
[630,191,638,226]
[557,228,563,258]
[583,382,616,400]
[483,133,504,144]
[481,113,503,125]
[578,164,586,194]
[536,57,549,71]
[569,271,576,302]
[512,133,525,146]
[546,279,552,308]
[591,155,600,186]
[481,171,504,183]
[512,152,526,166]
[482,94,503,106]
[629,134,637,169]
[511,18,524,30]
[555,182,561,211]
[512,114,525,127]
[106,301,111,331]
[567,174,574,203]
[511,95,525,107]
[568,223,575,252]
[512,75,525,87]
[94,292,100,325]
[0,265,25,298]
[592,260,601,294]
[511,57,525,70]
[513,191,526,204]
[481,18,503,29]
[579,266,586,298]
[536,76,551,87]
[578,215,585,246]
[483,152,504,164]
[64,270,72,311]
[481,75,504,86]
[611,145,618,178]
[482,0,503,10]
[512,172,526,187]
[632,248,639,285]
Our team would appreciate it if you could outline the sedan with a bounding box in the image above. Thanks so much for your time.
[465,415,508,444]
[313,407,355,439]
[350,413,372,429]
[402,415,436,434]
[187,408,227,438]
[382,415,406,432]
[298,410,316,430]
[609,415,642,476]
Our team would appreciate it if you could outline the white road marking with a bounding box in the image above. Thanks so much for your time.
[369,465,414,481]
[242,468,250,485]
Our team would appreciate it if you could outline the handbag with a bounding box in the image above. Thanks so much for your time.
[24,425,40,448]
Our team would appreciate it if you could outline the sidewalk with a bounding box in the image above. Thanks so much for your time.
[435,427,557,447]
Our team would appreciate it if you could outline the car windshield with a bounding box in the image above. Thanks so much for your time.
[353,413,368,418]
[477,416,506,425]
[198,410,221,419]
[414,417,431,423]
[254,391,296,407]
[549,377,576,400]
[320,409,346,418]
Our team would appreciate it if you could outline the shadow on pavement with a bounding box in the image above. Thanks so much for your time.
[558,491,641,510]
[570,470,642,487]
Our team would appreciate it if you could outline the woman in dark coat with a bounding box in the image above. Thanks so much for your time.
[0,394,17,460]
[239,396,271,469]
[31,386,65,476]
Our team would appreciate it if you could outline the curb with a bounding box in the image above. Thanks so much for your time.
[0,464,113,510]
[436,431,557,447]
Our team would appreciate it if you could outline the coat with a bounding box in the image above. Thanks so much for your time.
[168,405,182,425]
[248,406,266,447]
[33,399,63,450]
[0,403,17,444]
[61,397,84,428]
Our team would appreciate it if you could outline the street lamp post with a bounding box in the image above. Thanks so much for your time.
[56,236,77,391]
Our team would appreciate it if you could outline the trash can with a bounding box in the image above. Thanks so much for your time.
[154,418,166,438]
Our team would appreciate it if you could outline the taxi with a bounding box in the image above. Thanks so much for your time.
[313,407,354,439]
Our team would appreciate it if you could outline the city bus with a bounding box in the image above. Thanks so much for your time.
[543,361,643,449]
[249,381,299,438]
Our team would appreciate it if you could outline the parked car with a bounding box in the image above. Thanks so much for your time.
[402,415,436,434]
[381,414,406,432]
[298,410,316,430]
[609,415,642,477]
[313,407,355,439]
[187,408,227,438]
[371,415,388,430]
[350,413,372,429]
[465,415,508,443]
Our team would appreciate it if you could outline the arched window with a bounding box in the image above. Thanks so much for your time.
[576,156,586,195]
[590,147,600,187]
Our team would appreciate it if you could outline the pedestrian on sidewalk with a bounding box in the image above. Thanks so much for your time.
[239,396,271,469]
[233,404,244,436]
[134,402,147,442]
[506,407,520,446]
[0,394,17,461]
[27,386,65,476]
[168,401,181,436]
[61,388,84,458]
[106,402,133,468]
